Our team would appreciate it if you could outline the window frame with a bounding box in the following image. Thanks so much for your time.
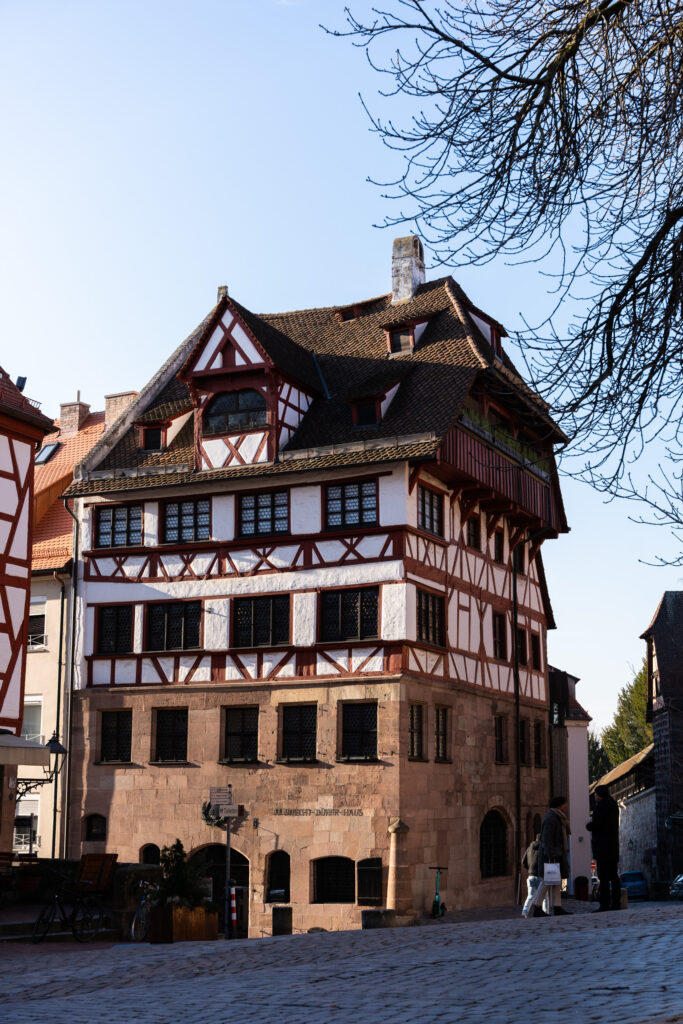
[530,633,542,671]
[154,707,189,763]
[145,601,202,652]
[408,703,426,761]
[466,515,481,551]
[357,857,383,906]
[480,810,508,879]
[492,612,507,661]
[203,388,268,437]
[493,530,504,564]
[435,705,450,763]
[100,709,133,763]
[320,587,380,644]
[84,813,107,843]
[417,484,444,537]
[417,589,446,648]
[494,714,508,764]
[28,605,47,650]
[21,700,42,744]
[339,701,378,762]
[516,627,527,667]
[237,488,289,538]
[232,595,291,648]
[163,498,211,544]
[96,604,134,655]
[312,856,355,904]
[95,503,143,549]
[519,717,531,766]
[141,427,164,452]
[324,478,378,531]
[534,720,546,767]
[280,703,317,763]
[222,706,259,764]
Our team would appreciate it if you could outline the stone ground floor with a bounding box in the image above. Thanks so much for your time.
[1,902,681,1023]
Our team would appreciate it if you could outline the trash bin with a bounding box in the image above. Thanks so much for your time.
[574,876,589,901]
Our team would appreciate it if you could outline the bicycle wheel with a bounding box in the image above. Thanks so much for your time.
[72,897,99,942]
[131,900,151,942]
[31,901,57,944]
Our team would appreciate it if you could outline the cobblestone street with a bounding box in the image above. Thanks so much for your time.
[2,904,682,1024]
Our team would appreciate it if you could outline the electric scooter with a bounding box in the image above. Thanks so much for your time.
[430,865,448,918]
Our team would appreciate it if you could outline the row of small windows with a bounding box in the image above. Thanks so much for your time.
[98,703,379,764]
[93,483,378,549]
[95,592,542,665]
[493,714,546,767]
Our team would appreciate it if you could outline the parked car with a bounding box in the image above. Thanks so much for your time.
[620,871,649,899]
[670,874,683,900]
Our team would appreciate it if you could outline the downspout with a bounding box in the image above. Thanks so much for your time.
[511,560,522,903]
[62,496,80,860]
[51,572,66,860]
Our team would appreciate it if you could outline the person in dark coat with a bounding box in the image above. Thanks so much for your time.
[587,784,621,911]
[532,795,572,916]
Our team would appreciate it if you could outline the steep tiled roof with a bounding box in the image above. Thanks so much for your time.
[33,410,106,569]
[0,366,53,433]
[595,743,654,789]
[63,437,439,497]
[67,271,564,497]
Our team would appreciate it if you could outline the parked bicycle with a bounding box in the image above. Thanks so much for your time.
[31,871,102,944]
[130,879,159,941]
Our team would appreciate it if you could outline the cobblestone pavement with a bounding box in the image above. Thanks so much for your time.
[2,904,682,1024]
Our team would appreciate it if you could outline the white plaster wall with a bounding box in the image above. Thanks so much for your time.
[291,486,321,534]
[380,382,400,419]
[84,605,95,658]
[414,321,428,345]
[381,582,407,640]
[194,324,223,371]
[144,503,159,546]
[133,605,144,652]
[0,475,17,517]
[0,434,11,472]
[204,598,229,650]
[405,582,417,642]
[379,468,407,527]
[567,721,592,887]
[212,494,235,541]
[292,591,316,646]
[470,312,491,344]
[86,560,403,604]
[231,322,262,364]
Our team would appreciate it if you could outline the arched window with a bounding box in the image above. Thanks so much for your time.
[266,850,290,903]
[480,810,507,878]
[141,844,161,865]
[85,813,106,842]
[204,390,267,436]
[312,856,355,903]
[357,858,383,906]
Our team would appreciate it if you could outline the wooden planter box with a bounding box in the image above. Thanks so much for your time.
[149,905,218,943]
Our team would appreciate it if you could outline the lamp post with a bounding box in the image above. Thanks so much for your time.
[15,732,67,858]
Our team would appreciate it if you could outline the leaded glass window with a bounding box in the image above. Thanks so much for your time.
[233,596,290,647]
[281,704,317,761]
[409,703,424,759]
[204,389,267,435]
[417,590,445,647]
[239,491,288,537]
[97,605,133,654]
[101,710,132,762]
[155,708,188,762]
[224,706,259,762]
[325,480,377,529]
[435,706,449,761]
[96,505,142,547]
[320,588,379,643]
[417,485,443,536]
[146,602,201,651]
[164,499,210,543]
[341,702,377,760]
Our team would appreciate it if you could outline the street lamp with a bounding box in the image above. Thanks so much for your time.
[16,732,68,800]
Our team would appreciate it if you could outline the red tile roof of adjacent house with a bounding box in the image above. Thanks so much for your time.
[33,410,107,570]
[0,365,53,433]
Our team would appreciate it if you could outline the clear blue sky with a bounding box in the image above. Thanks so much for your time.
[2,0,680,732]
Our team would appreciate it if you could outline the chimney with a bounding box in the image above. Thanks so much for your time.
[391,236,425,303]
[105,390,138,428]
[60,391,91,434]
[217,285,229,302]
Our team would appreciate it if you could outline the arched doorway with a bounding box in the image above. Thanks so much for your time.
[189,844,249,938]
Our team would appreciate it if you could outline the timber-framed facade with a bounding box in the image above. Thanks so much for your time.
[64,236,568,935]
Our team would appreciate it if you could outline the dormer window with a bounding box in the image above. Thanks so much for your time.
[142,428,163,451]
[354,400,380,428]
[389,329,413,354]
[204,389,267,436]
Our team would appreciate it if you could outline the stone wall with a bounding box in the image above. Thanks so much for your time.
[618,788,656,885]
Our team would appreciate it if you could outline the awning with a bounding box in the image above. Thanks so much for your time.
[0,732,51,767]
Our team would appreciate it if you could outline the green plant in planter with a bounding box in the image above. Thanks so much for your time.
[157,839,206,909]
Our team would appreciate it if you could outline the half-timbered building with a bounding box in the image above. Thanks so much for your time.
[64,237,568,934]
[0,368,52,854]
